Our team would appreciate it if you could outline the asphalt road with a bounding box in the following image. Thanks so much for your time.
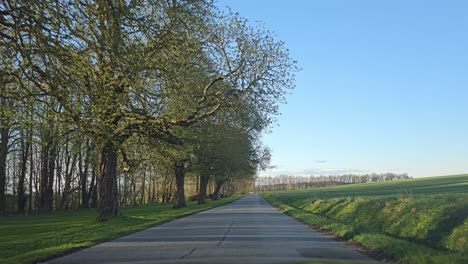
[47,194,375,264]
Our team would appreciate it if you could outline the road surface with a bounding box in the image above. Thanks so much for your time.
[47,194,375,264]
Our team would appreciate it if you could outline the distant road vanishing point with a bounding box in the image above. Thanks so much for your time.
[46,195,374,264]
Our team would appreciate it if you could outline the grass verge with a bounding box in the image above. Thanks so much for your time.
[0,196,241,264]
[264,193,468,264]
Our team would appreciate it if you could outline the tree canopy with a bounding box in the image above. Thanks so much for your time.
[0,0,297,220]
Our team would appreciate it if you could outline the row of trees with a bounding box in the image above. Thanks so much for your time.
[0,0,296,220]
[256,173,411,191]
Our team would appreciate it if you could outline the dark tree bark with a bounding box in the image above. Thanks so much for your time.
[60,141,77,210]
[147,169,152,204]
[140,169,146,204]
[121,171,128,205]
[198,174,209,204]
[212,180,225,201]
[39,137,50,210]
[27,134,33,214]
[89,163,97,208]
[97,140,119,221]
[45,139,57,210]
[173,162,186,208]
[0,118,9,214]
[131,175,136,205]
[17,132,30,214]
[79,144,89,208]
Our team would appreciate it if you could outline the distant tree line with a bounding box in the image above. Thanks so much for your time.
[0,0,296,220]
[256,173,411,191]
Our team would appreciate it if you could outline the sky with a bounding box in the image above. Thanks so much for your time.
[217,0,468,178]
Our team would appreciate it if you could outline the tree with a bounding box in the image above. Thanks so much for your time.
[2,0,297,220]
[0,32,20,214]
[191,123,225,204]
[194,127,256,200]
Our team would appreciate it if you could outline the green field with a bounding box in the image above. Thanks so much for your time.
[263,174,468,264]
[0,197,240,264]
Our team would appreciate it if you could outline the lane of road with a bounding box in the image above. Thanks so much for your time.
[47,194,375,264]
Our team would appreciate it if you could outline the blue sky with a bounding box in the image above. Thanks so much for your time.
[217,0,468,177]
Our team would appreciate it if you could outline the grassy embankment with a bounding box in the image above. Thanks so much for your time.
[0,196,241,264]
[263,174,468,264]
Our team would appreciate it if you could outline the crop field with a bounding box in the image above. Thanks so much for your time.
[263,174,468,264]
[266,174,468,206]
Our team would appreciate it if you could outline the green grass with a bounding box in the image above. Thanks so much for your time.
[285,261,380,264]
[263,174,468,264]
[0,196,241,264]
[268,174,468,208]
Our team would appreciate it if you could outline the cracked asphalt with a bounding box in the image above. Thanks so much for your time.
[46,194,375,264]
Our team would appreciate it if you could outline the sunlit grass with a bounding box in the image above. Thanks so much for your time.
[270,174,468,208]
[263,174,468,263]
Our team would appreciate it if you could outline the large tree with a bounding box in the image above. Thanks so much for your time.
[210,128,256,200]
[2,0,296,220]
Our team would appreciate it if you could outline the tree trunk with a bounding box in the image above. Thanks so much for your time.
[39,138,50,210]
[121,172,128,206]
[79,141,89,208]
[60,142,71,209]
[131,176,136,205]
[89,163,97,208]
[173,162,186,208]
[27,136,33,214]
[212,180,225,201]
[0,120,9,214]
[198,174,209,204]
[60,147,77,210]
[17,133,30,214]
[97,140,119,221]
[147,169,152,203]
[153,170,158,203]
[45,139,57,210]
[140,169,146,204]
